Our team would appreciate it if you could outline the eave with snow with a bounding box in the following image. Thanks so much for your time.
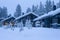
[16,12,38,20]
[33,8,60,28]
[34,8,60,21]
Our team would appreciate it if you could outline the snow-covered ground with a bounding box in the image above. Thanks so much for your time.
[0,27,60,40]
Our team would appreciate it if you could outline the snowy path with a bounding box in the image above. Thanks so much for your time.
[0,27,60,40]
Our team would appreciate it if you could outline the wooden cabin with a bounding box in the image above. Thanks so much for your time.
[33,14,51,27]
[2,16,15,27]
[33,8,60,28]
[15,12,38,27]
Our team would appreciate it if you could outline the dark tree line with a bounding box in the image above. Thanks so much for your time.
[0,7,8,18]
[26,0,55,16]
[0,0,60,18]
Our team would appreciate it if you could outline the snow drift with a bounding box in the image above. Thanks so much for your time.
[0,27,60,40]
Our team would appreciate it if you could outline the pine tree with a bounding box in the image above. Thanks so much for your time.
[32,5,39,15]
[2,7,8,18]
[25,20,32,29]
[45,0,52,13]
[38,2,45,15]
[52,1,55,7]
[0,7,2,18]
[32,5,35,12]
[51,1,55,10]
[0,7,8,18]
[26,7,31,13]
[19,21,24,31]
[28,20,32,29]
[32,5,38,13]
[14,4,22,17]
[57,0,60,8]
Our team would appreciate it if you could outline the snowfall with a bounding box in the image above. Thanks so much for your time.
[0,27,60,40]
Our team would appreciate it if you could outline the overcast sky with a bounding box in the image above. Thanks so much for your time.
[0,0,59,15]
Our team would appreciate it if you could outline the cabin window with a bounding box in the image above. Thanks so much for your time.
[52,18,58,23]
[3,22,8,25]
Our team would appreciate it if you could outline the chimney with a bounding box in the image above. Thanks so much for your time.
[53,5,56,11]
[21,12,24,15]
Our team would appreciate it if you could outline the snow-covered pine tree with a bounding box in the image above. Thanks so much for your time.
[19,21,24,31]
[38,2,45,15]
[0,7,8,18]
[57,0,60,8]
[0,7,2,18]
[45,0,52,13]
[2,7,8,18]
[28,20,32,29]
[32,5,38,14]
[32,5,36,12]
[14,4,22,17]
[51,1,55,10]
[25,19,32,29]
[26,7,31,13]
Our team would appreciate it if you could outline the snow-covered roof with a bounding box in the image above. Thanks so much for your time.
[1,16,15,22]
[16,12,38,20]
[34,8,60,21]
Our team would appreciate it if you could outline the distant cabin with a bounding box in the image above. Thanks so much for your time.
[2,16,15,26]
[15,12,38,27]
[33,8,60,28]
